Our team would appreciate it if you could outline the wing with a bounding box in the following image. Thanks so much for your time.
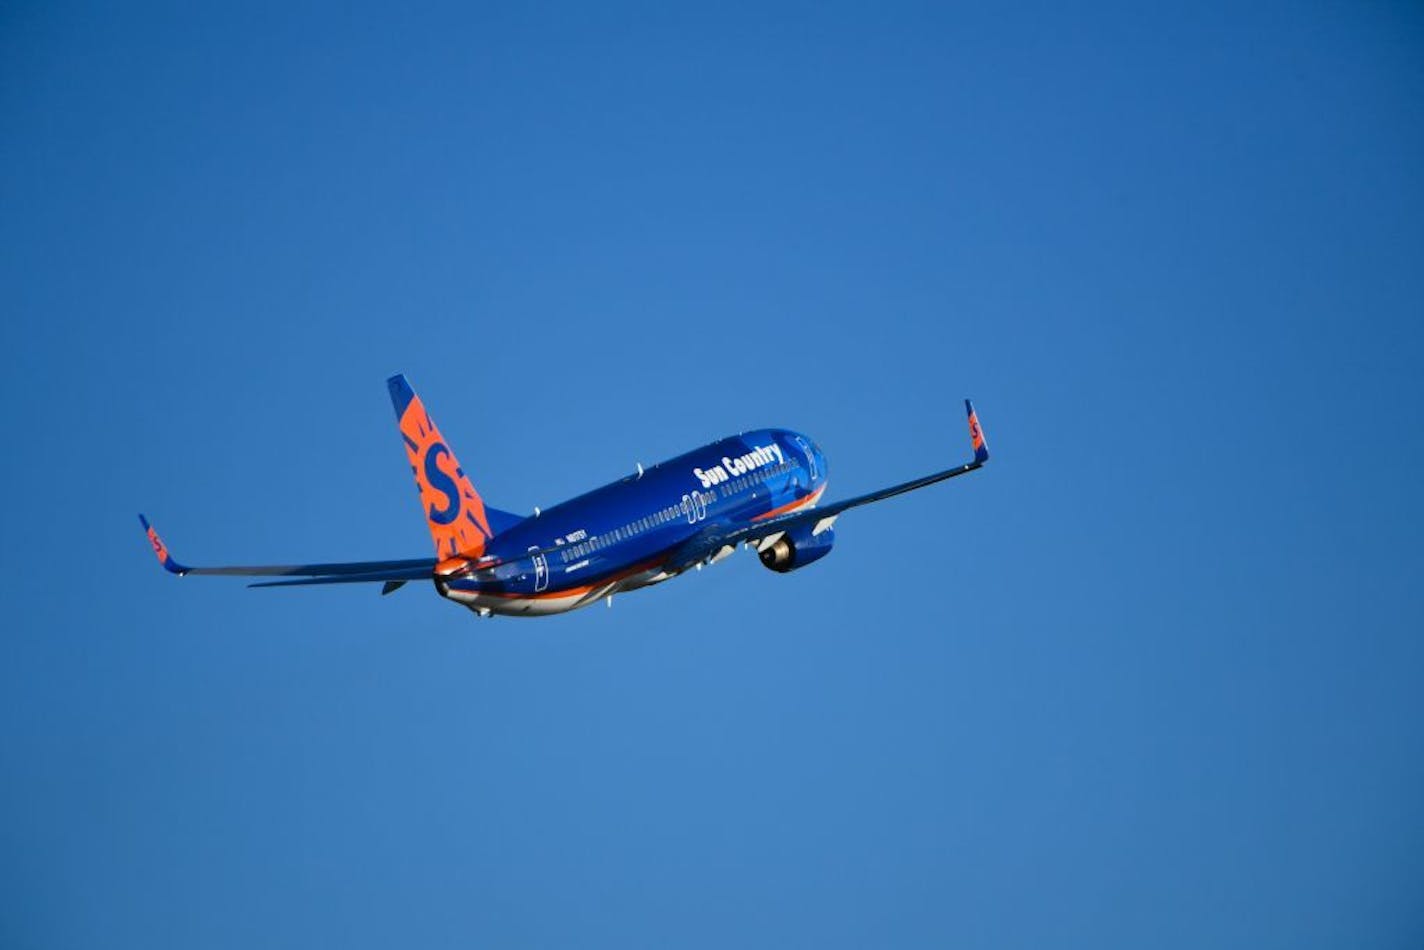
[138,515,436,588]
[666,399,990,571]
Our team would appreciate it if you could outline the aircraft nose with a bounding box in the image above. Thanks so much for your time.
[789,433,826,483]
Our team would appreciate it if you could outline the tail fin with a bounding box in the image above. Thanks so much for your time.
[965,399,989,464]
[388,374,507,559]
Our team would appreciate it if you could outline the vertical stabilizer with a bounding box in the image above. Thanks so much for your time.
[388,374,496,559]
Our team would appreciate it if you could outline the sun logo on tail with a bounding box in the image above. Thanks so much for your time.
[398,400,492,558]
[422,442,462,525]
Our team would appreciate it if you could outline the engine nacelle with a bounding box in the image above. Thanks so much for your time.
[758,522,835,573]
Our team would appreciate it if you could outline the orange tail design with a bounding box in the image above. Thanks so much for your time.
[388,375,494,559]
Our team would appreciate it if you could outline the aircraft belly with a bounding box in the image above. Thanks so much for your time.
[440,559,678,616]
[443,584,605,617]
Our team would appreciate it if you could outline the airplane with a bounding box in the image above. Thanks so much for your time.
[141,374,990,618]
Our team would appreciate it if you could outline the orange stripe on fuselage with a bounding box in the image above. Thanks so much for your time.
[753,484,826,521]
[473,554,669,600]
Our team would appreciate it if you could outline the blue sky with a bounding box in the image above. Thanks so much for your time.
[2,2,1422,947]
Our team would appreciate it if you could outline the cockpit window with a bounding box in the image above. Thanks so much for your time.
[793,435,819,480]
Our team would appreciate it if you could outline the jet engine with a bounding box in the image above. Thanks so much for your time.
[758,522,835,573]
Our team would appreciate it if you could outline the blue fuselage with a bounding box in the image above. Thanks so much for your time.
[439,429,827,615]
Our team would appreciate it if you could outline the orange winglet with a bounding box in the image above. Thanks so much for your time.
[965,400,989,464]
[138,514,187,575]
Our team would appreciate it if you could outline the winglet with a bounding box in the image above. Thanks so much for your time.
[965,400,989,464]
[138,514,188,575]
